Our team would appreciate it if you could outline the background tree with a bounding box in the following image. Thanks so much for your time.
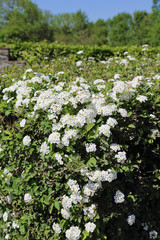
[0,0,54,42]
[107,13,134,46]
[88,19,108,45]
[133,11,153,45]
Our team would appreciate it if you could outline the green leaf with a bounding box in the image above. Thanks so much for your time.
[54,200,61,211]
[20,225,26,235]
[86,157,97,167]
[128,124,136,128]
[86,123,95,131]
[49,203,54,214]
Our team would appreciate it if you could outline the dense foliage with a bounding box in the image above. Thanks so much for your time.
[1,41,160,62]
[0,0,160,46]
[0,46,160,239]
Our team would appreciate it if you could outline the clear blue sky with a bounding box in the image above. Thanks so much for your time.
[33,0,153,22]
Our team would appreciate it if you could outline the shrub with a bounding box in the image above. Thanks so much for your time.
[0,49,160,239]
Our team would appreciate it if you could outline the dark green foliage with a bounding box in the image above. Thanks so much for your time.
[0,0,160,46]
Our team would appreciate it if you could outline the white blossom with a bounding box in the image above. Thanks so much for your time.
[20,119,26,127]
[85,222,96,233]
[136,95,148,102]
[77,50,83,55]
[40,141,50,155]
[55,153,64,165]
[114,190,125,204]
[76,61,82,67]
[52,223,61,234]
[3,212,8,222]
[85,143,97,153]
[65,226,81,240]
[127,214,136,225]
[23,135,31,146]
[149,230,158,239]
[115,151,127,164]
[48,132,61,144]
[12,221,19,229]
[24,193,32,203]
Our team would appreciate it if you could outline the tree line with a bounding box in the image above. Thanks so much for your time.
[0,0,160,46]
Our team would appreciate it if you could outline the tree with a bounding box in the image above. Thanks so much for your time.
[107,13,134,46]
[89,19,108,45]
[133,11,152,45]
[0,0,54,42]
[51,10,89,44]
[152,0,160,10]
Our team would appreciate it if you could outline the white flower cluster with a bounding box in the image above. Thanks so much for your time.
[127,214,136,225]
[52,222,61,234]
[83,204,97,219]
[23,135,31,146]
[136,95,148,102]
[20,119,26,127]
[55,153,64,165]
[85,222,96,233]
[149,230,158,239]
[40,141,50,155]
[24,193,32,203]
[65,226,81,240]
[114,190,125,204]
[85,143,97,152]
[99,124,111,137]
[1,169,12,185]
[115,151,127,164]
[110,143,121,152]
[48,132,61,144]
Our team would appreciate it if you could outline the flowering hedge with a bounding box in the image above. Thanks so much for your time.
[0,49,160,239]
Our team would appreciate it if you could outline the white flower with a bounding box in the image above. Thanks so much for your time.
[5,234,9,240]
[20,119,26,127]
[24,193,32,203]
[114,74,121,79]
[114,190,125,204]
[94,79,105,85]
[99,124,111,137]
[57,71,64,75]
[83,204,96,219]
[110,143,121,152]
[3,212,8,222]
[127,214,136,225]
[149,230,158,239]
[65,226,81,240]
[85,143,97,153]
[85,222,96,233]
[61,208,70,219]
[62,195,72,209]
[76,61,82,67]
[55,153,64,165]
[115,151,127,164]
[77,50,83,55]
[118,108,128,117]
[48,132,60,144]
[12,221,19,229]
[107,117,118,128]
[6,195,13,204]
[136,95,148,102]
[23,135,31,146]
[142,222,148,231]
[40,141,50,155]
[52,223,61,234]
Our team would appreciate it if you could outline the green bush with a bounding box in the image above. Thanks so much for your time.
[0,49,160,239]
[1,41,160,61]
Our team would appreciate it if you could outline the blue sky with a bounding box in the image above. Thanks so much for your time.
[33,0,153,22]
